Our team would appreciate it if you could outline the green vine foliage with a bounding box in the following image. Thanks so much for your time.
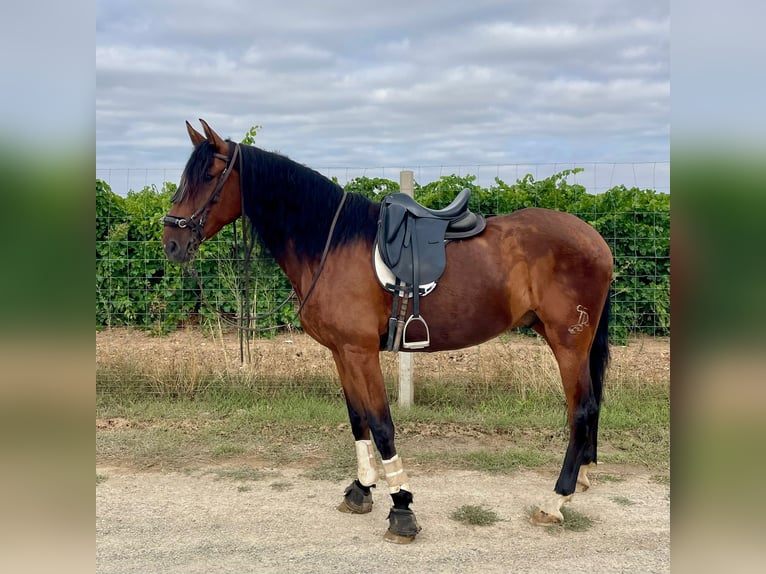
[95,179,293,334]
[588,185,670,341]
[96,170,669,340]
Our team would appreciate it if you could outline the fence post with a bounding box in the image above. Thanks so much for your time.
[398,170,415,408]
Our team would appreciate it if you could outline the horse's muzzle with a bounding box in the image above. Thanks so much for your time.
[163,237,196,263]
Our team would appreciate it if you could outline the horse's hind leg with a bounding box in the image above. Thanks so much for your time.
[331,346,421,543]
[532,321,603,526]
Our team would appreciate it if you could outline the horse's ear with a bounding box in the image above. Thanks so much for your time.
[199,119,228,154]
[186,121,205,147]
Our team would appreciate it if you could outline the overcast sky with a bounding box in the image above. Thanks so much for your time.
[96,0,669,193]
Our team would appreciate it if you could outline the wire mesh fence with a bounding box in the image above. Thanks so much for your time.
[96,162,669,400]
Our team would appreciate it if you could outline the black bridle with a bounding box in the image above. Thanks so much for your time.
[161,139,347,361]
[162,142,241,245]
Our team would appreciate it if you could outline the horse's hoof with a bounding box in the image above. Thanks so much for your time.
[383,530,417,544]
[337,499,372,514]
[337,481,373,514]
[385,507,421,543]
[530,508,564,526]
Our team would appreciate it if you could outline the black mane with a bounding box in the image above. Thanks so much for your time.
[175,140,380,261]
[172,140,217,203]
[238,144,379,262]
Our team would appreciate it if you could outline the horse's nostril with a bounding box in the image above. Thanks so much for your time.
[165,240,178,255]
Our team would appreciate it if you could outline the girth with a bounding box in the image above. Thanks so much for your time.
[375,189,486,350]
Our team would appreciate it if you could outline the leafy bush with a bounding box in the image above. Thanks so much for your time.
[590,185,670,340]
[95,179,293,333]
[95,169,669,339]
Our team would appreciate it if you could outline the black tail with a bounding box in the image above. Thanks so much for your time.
[589,295,611,404]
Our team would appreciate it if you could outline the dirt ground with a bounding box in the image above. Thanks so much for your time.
[96,329,670,573]
[96,464,669,574]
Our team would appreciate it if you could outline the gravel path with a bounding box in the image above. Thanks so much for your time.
[96,464,669,573]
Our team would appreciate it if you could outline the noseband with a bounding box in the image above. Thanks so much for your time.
[162,142,241,244]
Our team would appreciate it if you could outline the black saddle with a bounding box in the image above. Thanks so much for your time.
[382,188,478,229]
[376,189,486,350]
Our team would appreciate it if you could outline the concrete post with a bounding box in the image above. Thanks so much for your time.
[398,170,415,408]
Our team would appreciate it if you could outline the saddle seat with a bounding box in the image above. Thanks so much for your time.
[385,188,479,230]
[374,189,487,351]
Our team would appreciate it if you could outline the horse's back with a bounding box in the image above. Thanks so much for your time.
[495,207,613,298]
[500,207,611,261]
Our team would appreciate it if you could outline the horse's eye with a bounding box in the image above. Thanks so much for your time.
[204,173,214,183]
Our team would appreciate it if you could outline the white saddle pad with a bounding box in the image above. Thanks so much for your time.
[373,244,437,296]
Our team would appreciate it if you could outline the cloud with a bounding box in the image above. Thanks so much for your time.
[96,0,669,190]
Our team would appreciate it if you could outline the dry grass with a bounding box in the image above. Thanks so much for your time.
[96,327,669,399]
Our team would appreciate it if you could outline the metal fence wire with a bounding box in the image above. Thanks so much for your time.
[96,162,669,399]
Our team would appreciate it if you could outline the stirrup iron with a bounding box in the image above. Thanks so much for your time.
[402,315,430,349]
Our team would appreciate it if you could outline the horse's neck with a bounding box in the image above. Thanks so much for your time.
[276,248,318,304]
[247,147,343,255]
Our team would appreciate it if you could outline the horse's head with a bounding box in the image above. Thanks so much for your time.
[162,119,242,263]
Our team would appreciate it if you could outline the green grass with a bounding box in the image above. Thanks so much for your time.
[211,444,247,458]
[651,473,671,486]
[450,505,501,526]
[559,507,594,531]
[535,506,595,534]
[301,439,357,482]
[97,368,669,474]
[461,449,551,472]
[596,473,625,483]
[205,467,269,482]
[610,495,636,506]
[413,448,553,474]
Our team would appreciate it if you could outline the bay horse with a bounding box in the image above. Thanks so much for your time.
[163,120,613,543]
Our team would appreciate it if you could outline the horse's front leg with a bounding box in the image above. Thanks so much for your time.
[331,346,421,543]
[335,387,376,515]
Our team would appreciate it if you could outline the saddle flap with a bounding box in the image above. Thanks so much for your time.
[378,215,449,286]
[411,217,449,284]
[384,203,407,241]
[379,203,408,268]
